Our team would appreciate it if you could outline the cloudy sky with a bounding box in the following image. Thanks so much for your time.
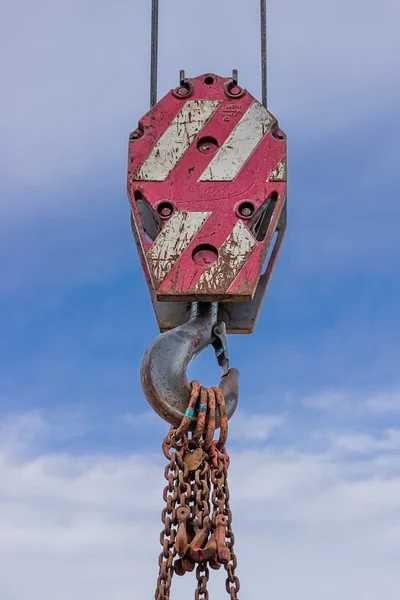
[1,0,400,598]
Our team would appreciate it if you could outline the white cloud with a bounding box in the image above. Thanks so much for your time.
[229,412,285,441]
[303,388,400,415]
[121,411,162,428]
[0,411,47,453]
[0,410,87,456]
[0,408,400,599]
[366,391,400,412]
[332,429,400,454]
[303,389,352,410]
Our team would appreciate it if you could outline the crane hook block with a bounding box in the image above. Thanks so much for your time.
[127,73,287,334]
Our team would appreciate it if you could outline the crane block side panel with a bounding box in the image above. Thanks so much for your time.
[127,74,287,302]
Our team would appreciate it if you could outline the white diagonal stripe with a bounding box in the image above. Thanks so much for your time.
[136,100,220,181]
[147,211,211,286]
[198,101,273,181]
[194,221,257,292]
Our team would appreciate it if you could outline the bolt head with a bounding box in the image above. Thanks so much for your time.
[160,206,172,217]
[130,130,141,140]
[177,86,189,97]
[240,207,252,217]
[237,201,255,219]
[229,85,242,96]
[157,202,174,218]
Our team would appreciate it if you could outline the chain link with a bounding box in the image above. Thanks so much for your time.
[155,443,180,599]
[195,563,210,600]
[155,383,240,599]
[210,443,240,598]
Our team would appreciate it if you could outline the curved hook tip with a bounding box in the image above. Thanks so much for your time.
[141,345,239,428]
[219,368,239,421]
[140,302,239,427]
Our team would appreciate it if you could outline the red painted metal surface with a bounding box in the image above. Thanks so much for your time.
[128,73,287,306]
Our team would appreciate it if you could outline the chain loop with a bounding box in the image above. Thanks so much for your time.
[155,384,240,599]
[195,563,210,600]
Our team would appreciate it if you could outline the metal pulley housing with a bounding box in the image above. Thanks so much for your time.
[128,72,287,333]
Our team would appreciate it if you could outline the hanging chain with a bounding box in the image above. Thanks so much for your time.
[195,563,210,600]
[156,447,177,599]
[210,388,240,600]
[155,382,240,599]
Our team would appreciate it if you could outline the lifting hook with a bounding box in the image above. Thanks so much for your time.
[141,303,239,427]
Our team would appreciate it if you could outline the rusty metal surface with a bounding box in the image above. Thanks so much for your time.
[141,303,239,427]
[128,72,287,307]
[155,388,240,599]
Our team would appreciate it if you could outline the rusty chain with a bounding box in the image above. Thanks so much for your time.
[195,563,210,600]
[156,443,178,599]
[211,445,240,599]
[210,387,240,599]
[155,381,240,599]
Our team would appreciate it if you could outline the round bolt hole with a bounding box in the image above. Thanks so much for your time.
[225,81,245,98]
[157,201,174,219]
[204,76,214,85]
[173,81,193,99]
[238,201,255,219]
[192,244,218,267]
[129,128,143,140]
[174,82,193,98]
[197,136,219,155]
[271,124,285,140]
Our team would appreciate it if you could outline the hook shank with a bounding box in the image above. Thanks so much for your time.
[141,303,239,427]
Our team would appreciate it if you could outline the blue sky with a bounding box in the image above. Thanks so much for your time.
[1,0,400,598]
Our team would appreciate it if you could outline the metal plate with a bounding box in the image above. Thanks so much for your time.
[133,205,286,334]
[128,73,287,306]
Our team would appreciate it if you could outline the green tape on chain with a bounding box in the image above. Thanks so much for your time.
[185,408,195,419]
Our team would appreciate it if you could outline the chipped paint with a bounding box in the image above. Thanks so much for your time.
[147,211,211,286]
[269,155,287,182]
[198,101,273,181]
[136,100,220,181]
[194,221,257,293]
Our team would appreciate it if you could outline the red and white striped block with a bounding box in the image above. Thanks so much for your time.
[128,74,287,302]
